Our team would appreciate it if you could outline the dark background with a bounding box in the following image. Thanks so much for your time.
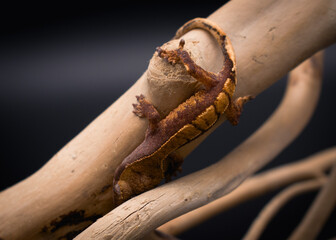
[0,2,335,239]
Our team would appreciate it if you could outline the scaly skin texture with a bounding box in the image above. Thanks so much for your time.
[113,18,252,203]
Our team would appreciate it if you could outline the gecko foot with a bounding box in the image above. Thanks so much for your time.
[156,39,218,89]
[132,94,162,131]
[162,152,184,182]
[156,39,185,65]
[132,95,146,118]
[225,95,254,125]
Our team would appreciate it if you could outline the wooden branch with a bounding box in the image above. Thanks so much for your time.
[289,163,336,240]
[158,147,336,236]
[0,0,335,239]
[157,48,326,236]
[74,49,323,239]
[243,178,326,240]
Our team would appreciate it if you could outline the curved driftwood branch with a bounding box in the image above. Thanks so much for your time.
[74,50,323,239]
[0,0,335,239]
[289,163,336,240]
[158,146,336,236]
[243,178,326,240]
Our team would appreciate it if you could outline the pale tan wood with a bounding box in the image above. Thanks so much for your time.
[0,0,335,239]
[289,163,336,240]
[158,147,336,236]
[243,178,326,240]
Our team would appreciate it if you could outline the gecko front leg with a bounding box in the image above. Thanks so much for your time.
[157,39,218,90]
[133,94,162,133]
[225,95,254,125]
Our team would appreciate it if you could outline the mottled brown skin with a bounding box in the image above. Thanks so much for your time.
[113,18,252,203]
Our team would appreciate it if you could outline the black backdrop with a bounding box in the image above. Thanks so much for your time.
[0,2,335,239]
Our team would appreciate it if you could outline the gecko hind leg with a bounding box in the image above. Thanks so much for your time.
[133,94,162,132]
[225,95,254,126]
[162,152,184,182]
[157,39,218,90]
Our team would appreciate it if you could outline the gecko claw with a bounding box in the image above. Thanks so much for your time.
[179,39,185,49]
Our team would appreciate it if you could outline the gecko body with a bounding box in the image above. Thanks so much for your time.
[113,18,251,202]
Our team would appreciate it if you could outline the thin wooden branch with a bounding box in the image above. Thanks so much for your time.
[74,50,323,239]
[289,163,336,240]
[243,178,327,240]
[0,0,335,239]
[158,147,336,236]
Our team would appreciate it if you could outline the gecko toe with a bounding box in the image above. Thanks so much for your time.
[179,39,185,49]
[132,103,146,118]
[136,94,145,102]
[156,47,166,57]
[133,110,145,118]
